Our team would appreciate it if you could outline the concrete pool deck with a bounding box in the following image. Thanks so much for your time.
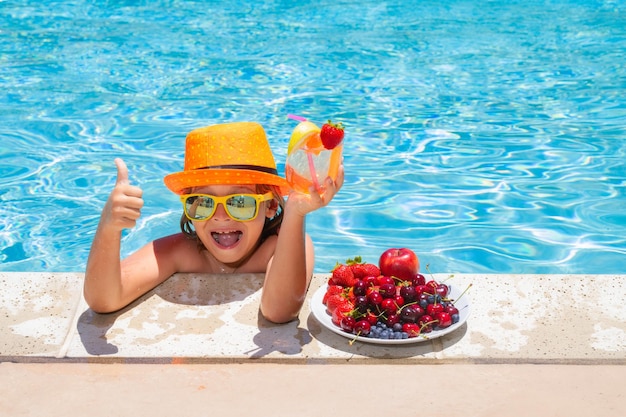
[1,272,625,416]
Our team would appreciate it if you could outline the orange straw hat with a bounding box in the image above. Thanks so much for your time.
[164,122,290,195]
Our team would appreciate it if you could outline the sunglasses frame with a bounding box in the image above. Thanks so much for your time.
[180,191,274,222]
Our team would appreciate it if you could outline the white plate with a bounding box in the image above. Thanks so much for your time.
[310,283,470,345]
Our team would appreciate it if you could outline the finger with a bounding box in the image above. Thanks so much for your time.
[119,206,142,221]
[112,204,142,229]
[114,158,129,186]
[308,185,324,205]
[335,165,345,189]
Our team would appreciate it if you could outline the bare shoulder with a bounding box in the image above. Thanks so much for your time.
[151,233,207,272]
[153,232,197,249]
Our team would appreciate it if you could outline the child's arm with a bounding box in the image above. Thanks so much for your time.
[84,159,177,313]
[260,165,344,323]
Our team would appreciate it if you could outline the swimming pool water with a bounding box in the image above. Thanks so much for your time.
[1,0,625,274]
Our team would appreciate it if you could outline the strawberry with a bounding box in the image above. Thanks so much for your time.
[365,311,379,326]
[361,263,380,279]
[329,263,357,287]
[320,120,344,150]
[325,294,348,314]
[346,256,381,280]
[322,285,344,305]
[331,301,354,326]
[346,256,366,279]
[350,263,368,279]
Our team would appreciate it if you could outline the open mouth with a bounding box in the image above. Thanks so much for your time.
[211,230,243,248]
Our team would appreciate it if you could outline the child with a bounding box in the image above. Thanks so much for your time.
[84,121,344,323]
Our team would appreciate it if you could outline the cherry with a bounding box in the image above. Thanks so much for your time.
[412,273,426,286]
[385,313,401,327]
[444,302,461,324]
[402,323,421,338]
[379,283,396,298]
[367,291,383,306]
[378,276,395,286]
[354,319,371,336]
[418,315,434,333]
[341,316,356,332]
[400,304,423,323]
[364,275,379,287]
[380,298,398,315]
[399,285,417,302]
[354,295,368,314]
[415,285,427,296]
[435,312,452,328]
[394,294,405,307]
[425,280,438,293]
[445,305,459,316]
[366,285,379,296]
[427,303,444,317]
[435,283,449,297]
[353,280,368,296]
[366,312,379,325]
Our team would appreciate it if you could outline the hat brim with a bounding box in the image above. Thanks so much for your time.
[164,169,291,196]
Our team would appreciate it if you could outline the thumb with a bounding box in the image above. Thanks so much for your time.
[114,158,130,186]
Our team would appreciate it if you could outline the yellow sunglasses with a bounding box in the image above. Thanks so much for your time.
[180,192,273,222]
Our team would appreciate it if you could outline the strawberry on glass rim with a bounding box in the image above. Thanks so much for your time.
[320,120,344,150]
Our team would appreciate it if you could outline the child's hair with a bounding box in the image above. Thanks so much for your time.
[179,184,285,250]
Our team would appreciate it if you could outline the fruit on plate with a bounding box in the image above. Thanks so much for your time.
[378,248,420,281]
[322,250,470,341]
[328,256,380,288]
[328,263,357,287]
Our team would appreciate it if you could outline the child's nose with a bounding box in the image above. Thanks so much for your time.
[212,202,231,220]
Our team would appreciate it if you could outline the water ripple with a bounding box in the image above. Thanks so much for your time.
[1,0,625,273]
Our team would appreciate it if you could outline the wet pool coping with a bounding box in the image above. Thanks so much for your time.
[1,272,625,364]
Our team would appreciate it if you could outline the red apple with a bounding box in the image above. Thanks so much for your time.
[378,248,420,281]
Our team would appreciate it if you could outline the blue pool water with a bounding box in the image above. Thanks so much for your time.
[1,0,625,274]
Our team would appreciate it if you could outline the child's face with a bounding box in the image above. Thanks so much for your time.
[190,184,276,265]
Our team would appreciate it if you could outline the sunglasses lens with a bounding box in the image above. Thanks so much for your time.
[183,194,264,221]
[184,195,215,220]
[225,195,258,220]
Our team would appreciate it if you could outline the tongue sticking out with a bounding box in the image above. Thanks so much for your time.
[212,231,242,248]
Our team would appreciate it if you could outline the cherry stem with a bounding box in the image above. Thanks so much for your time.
[349,331,361,346]
[441,274,455,284]
[425,263,436,281]
[454,283,473,304]
[418,320,438,338]
[397,300,418,313]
